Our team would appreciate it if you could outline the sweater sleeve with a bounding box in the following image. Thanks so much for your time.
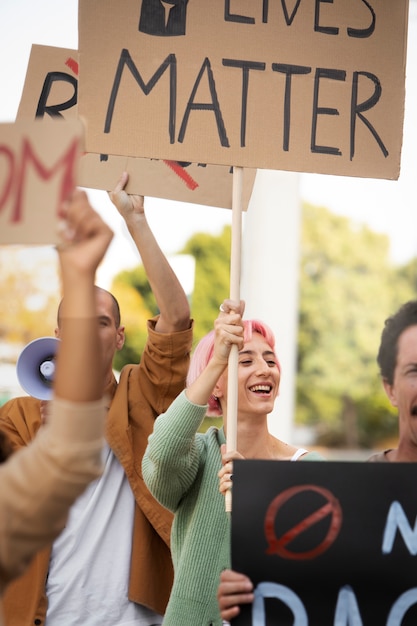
[0,397,106,586]
[142,390,208,512]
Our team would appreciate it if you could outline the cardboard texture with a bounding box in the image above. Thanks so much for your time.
[17,44,255,209]
[232,460,417,625]
[0,119,82,245]
[78,0,409,180]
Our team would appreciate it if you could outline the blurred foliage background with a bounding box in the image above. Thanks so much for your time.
[2,201,416,450]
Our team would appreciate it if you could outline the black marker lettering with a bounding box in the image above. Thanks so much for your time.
[263,0,269,23]
[178,57,229,147]
[224,0,255,24]
[350,70,387,159]
[281,0,302,26]
[311,67,346,155]
[272,63,311,151]
[104,49,177,144]
[315,0,339,35]
[36,72,77,119]
[223,59,266,146]
[347,0,375,38]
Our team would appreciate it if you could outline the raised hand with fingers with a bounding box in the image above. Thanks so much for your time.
[184,299,245,409]
[108,171,145,226]
[212,299,245,366]
[55,188,113,402]
[57,188,113,281]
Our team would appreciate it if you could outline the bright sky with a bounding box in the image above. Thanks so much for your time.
[1,0,416,289]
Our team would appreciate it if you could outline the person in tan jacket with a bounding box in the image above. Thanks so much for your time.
[0,173,193,626]
[0,187,113,626]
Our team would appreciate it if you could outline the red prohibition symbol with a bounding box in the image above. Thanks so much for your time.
[264,484,342,560]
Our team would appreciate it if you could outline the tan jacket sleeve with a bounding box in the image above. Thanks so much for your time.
[0,397,106,587]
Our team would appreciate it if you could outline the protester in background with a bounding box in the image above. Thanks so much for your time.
[142,299,323,625]
[0,172,192,626]
[369,300,417,462]
[0,188,112,626]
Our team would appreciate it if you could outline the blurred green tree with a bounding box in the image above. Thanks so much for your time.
[181,226,231,343]
[296,203,415,448]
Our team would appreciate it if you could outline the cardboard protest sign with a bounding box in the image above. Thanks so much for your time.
[17,44,255,209]
[231,460,417,625]
[0,119,82,245]
[78,0,409,180]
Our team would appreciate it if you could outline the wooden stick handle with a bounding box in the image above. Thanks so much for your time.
[225,166,243,513]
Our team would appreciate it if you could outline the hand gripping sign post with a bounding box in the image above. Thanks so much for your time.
[77,0,410,512]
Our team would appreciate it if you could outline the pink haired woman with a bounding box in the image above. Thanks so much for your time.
[142,299,323,626]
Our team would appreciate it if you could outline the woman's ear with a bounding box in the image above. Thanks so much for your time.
[213,381,224,399]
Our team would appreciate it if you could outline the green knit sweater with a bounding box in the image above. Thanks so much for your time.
[142,390,323,626]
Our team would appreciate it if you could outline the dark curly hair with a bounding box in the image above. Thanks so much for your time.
[377,300,417,385]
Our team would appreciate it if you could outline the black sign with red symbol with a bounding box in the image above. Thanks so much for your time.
[231,460,417,625]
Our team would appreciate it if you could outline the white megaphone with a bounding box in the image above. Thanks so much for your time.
[16,337,60,400]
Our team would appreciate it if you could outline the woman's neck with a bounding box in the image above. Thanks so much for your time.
[229,415,299,460]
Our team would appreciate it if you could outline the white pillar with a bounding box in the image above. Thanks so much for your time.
[241,169,301,443]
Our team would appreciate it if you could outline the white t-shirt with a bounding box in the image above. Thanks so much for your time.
[45,444,163,626]
[291,447,308,461]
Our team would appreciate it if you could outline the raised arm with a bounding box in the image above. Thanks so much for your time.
[0,189,113,584]
[141,299,244,511]
[55,188,114,401]
[109,171,190,334]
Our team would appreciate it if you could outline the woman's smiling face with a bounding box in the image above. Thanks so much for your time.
[215,331,280,419]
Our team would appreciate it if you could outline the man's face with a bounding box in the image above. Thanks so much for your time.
[384,325,417,447]
[56,289,125,380]
[94,290,125,375]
